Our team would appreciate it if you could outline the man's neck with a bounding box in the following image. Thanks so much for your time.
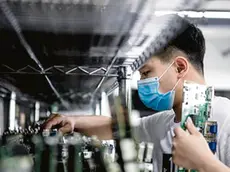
[173,104,182,123]
[187,70,206,85]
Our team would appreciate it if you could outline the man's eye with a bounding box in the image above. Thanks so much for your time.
[143,71,150,76]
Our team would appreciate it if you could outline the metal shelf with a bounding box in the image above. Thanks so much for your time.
[0,0,202,109]
[0,65,119,77]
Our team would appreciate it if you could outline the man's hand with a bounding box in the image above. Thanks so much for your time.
[42,114,76,134]
[42,114,113,140]
[172,117,215,170]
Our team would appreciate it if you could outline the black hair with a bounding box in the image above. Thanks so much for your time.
[155,15,205,75]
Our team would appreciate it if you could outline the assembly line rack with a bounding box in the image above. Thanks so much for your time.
[0,0,201,121]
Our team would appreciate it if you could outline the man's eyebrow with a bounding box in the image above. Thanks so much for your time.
[139,65,147,72]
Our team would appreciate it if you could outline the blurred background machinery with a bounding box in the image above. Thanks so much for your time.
[0,96,154,172]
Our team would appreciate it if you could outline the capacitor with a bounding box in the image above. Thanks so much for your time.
[120,138,137,161]
[205,121,218,135]
[206,103,212,118]
[205,136,217,154]
[206,87,214,101]
[108,144,114,154]
[208,141,217,153]
[138,142,145,163]
[50,129,58,137]
[145,143,154,163]
[210,124,218,134]
[42,129,50,137]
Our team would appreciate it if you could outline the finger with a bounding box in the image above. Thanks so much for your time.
[186,117,199,135]
[172,140,177,149]
[43,115,64,129]
[59,123,73,134]
[41,114,60,126]
[172,149,176,156]
[172,152,178,165]
[174,127,186,138]
[48,113,59,119]
[172,156,180,166]
[46,113,60,123]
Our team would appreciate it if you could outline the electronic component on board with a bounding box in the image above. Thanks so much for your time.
[67,133,83,172]
[181,81,214,131]
[179,81,217,172]
[1,96,152,172]
[137,142,154,172]
[1,125,123,172]
[204,121,218,153]
[204,121,218,135]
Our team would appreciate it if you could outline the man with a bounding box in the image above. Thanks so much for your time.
[43,16,230,171]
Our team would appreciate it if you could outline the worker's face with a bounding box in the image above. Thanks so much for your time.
[139,57,179,94]
[139,57,186,108]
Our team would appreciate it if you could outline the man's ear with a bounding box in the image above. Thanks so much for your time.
[174,56,189,79]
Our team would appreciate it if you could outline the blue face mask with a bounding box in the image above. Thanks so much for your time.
[137,62,179,111]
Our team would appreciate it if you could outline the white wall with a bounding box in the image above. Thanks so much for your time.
[204,40,230,90]
[202,26,230,90]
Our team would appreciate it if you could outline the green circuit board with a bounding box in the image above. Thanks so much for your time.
[180,81,214,133]
[178,81,214,172]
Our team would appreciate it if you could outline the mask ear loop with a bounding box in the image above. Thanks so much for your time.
[172,65,189,90]
[172,78,181,91]
[158,61,175,80]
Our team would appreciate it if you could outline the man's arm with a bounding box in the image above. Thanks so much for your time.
[43,112,159,142]
[43,114,113,140]
[73,116,113,140]
[199,158,230,172]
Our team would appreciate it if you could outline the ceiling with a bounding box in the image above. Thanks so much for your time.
[155,0,230,11]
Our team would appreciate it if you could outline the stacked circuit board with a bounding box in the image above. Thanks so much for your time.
[178,81,217,172]
[0,96,154,172]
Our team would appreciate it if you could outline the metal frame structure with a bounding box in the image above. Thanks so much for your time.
[0,0,203,114]
[0,64,119,77]
[0,0,144,108]
[117,66,132,115]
